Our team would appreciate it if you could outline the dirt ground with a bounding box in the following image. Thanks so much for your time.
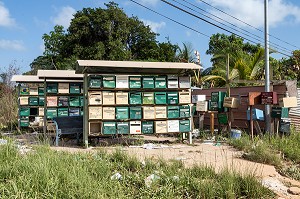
[11,133,300,198]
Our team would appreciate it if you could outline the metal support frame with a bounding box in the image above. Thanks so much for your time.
[83,71,89,148]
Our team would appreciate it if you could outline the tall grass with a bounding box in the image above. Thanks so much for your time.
[0,143,274,199]
[229,130,300,180]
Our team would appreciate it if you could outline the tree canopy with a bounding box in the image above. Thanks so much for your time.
[28,2,179,74]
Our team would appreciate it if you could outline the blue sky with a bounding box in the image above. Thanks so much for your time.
[1,0,300,74]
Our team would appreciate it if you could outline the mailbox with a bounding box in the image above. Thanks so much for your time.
[280,118,291,134]
[279,97,297,108]
[196,101,208,112]
[248,92,261,105]
[271,107,289,119]
[247,108,264,121]
[217,113,228,124]
[211,91,226,102]
[261,92,278,105]
[223,97,239,108]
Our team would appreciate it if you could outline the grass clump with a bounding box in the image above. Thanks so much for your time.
[0,143,275,199]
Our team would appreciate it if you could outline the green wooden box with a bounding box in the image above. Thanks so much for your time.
[211,91,227,102]
[210,101,226,112]
[154,76,167,88]
[20,107,30,116]
[129,76,142,88]
[217,113,228,124]
[57,107,69,117]
[179,120,190,132]
[102,76,116,88]
[117,122,129,134]
[20,87,29,95]
[180,105,190,118]
[167,106,180,119]
[271,107,289,119]
[46,108,57,119]
[167,92,179,105]
[116,107,129,120]
[20,116,29,127]
[102,122,117,135]
[69,83,81,94]
[142,121,154,134]
[89,75,102,88]
[155,92,167,105]
[39,97,45,106]
[69,96,80,107]
[142,76,155,88]
[80,96,84,107]
[46,83,58,94]
[129,92,142,105]
[129,107,142,119]
[142,92,154,104]
[38,87,44,96]
[29,97,39,106]
[58,96,68,107]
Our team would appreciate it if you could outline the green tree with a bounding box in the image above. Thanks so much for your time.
[29,2,178,73]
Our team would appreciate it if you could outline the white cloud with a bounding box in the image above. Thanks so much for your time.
[205,0,300,28]
[0,40,25,51]
[0,2,16,27]
[142,19,166,33]
[51,6,76,28]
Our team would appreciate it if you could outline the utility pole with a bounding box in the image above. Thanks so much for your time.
[264,0,271,135]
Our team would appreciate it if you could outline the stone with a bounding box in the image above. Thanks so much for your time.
[287,187,300,195]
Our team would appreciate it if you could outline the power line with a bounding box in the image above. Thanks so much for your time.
[198,0,300,49]
[129,0,210,38]
[161,0,291,56]
[180,0,294,54]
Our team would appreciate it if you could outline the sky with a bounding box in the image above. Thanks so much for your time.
[1,0,300,74]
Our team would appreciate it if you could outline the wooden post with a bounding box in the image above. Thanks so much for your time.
[228,108,232,134]
[198,112,205,130]
[249,105,254,140]
[210,111,214,136]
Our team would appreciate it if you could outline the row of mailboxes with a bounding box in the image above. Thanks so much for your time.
[249,92,297,107]
[89,120,191,135]
[88,75,191,89]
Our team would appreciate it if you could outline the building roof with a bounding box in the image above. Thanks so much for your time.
[76,60,201,74]
[37,70,83,79]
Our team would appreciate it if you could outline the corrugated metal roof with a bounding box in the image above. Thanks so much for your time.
[76,60,201,74]
[290,88,300,116]
[37,70,83,78]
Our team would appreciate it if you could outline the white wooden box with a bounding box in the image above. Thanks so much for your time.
[155,106,167,119]
[279,97,297,108]
[155,121,168,134]
[196,101,208,112]
[116,75,129,88]
[223,97,239,108]
[89,91,102,105]
[130,121,141,134]
[167,75,178,88]
[89,106,102,119]
[115,92,128,105]
[192,95,206,103]
[102,107,115,120]
[179,91,191,104]
[58,83,69,94]
[102,91,115,105]
[179,76,191,88]
[29,87,38,95]
[167,120,179,132]
[39,107,44,116]
[143,106,155,119]
[20,97,29,105]
[46,96,57,107]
